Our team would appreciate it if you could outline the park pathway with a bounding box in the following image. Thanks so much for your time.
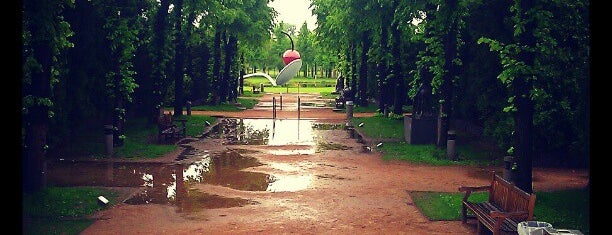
[80,92,589,235]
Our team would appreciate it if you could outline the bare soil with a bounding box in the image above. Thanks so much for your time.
[80,93,589,235]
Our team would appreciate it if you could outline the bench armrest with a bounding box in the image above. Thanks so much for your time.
[458,185,490,202]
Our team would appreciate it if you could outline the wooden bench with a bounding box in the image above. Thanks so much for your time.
[158,112,187,144]
[459,172,536,235]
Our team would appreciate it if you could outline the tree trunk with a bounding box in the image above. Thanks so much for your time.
[437,0,458,148]
[23,39,53,193]
[359,30,371,107]
[151,0,170,121]
[212,30,222,104]
[223,34,238,103]
[390,0,404,115]
[239,53,245,95]
[173,0,185,116]
[513,0,536,194]
[377,17,390,113]
[350,42,358,98]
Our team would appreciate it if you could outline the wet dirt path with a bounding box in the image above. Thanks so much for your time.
[80,93,589,234]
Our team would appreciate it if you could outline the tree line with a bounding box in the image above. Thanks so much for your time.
[22,0,589,194]
[311,0,589,192]
[22,0,280,193]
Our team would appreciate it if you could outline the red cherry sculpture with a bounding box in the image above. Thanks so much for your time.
[283,50,300,65]
[281,32,300,65]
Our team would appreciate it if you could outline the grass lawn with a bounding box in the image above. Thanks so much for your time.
[22,187,120,235]
[52,115,217,160]
[189,97,258,112]
[242,76,336,88]
[410,191,489,220]
[116,118,177,159]
[378,142,495,166]
[410,188,590,234]
[354,116,499,166]
[353,116,404,139]
[179,115,217,137]
[244,85,334,94]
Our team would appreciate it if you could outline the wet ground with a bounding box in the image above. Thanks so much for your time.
[42,93,589,234]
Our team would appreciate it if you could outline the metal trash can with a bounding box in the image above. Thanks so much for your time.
[541,228,584,235]
[446,130,457,160]
[104,125,114,156]
[518,221,553,235]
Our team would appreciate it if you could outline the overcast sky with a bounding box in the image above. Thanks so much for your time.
[268,0,317,31]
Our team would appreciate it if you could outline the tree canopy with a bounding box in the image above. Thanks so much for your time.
[22,0,589,193]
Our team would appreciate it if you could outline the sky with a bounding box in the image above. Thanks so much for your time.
[268,0,317,31]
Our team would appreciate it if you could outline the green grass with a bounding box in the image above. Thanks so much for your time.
[319,91,336,99]
[410,191,489,220]
[534,188,590,234]
[243,76,336,87]
[353,116,404,139]
[409,188,590,234]
[239,90,265,98]
[244,85,335,94]
[51,115,219,160]
[353,116,498,166]
[22,187,120,235]
[378,142,493,166]
[116,118,177,159]
[180,115,217,137]
[353,104,379,113]
[190,97,259,112]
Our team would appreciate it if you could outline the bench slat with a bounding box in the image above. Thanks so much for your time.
[464,201,520,232]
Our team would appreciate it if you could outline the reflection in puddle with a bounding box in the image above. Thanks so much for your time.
[267,175,313,192]
[207,118,316,146]
[268,149,316,155]
[124,188,258,213]
[44,150,312,210]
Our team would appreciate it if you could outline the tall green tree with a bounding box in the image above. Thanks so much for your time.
[478,0,590,191]
[99,0,141,146]
[151,0,172,120]
[22,0,74,193]
[173,0,186,116]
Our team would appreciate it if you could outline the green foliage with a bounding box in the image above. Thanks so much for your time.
[477,0,590,166]
[22,187,119,235]
[410,191,488,220]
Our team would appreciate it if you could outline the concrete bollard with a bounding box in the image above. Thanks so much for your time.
[346,100,354,120]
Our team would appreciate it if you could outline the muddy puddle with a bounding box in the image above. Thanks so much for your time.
[44,150,312,210]
[205,118,317,146]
